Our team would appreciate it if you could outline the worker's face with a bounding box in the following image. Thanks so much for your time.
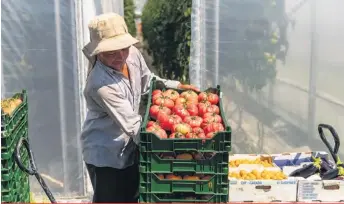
[98,47,130,70]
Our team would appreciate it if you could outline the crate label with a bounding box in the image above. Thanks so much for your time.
[278,180,297,185]
[230,180,297,185]
[229,179,298,202]
[297,180,344,202]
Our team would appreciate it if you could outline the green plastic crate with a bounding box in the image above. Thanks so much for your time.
[1,165,27,189]
[1,181,30,203]
[1,152,28,182]
[16,178,30,195]
[139,192,228,203]
[1,90,28,134]
[140,173,228,194]
[140,78,231,153]
[140,132,231,153]
[1,179,15,191]
[140,151,228,174]
[1,173,29,200]
[1,189,15,203]
[1,120,28,160]
[2,162,29,194]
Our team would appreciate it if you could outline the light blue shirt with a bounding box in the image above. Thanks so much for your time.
[81,46,180,169]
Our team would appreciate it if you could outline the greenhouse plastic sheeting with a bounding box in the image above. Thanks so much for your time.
[134,0,147,15]
[1,0,123,197]
[190,0,344,159]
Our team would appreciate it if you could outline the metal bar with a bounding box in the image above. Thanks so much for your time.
[200,0,206,89]
[214,0,220,86]
[74,0,87,196]
[190,0,201,88]
[54,0,69,194]
[307,0,317,142]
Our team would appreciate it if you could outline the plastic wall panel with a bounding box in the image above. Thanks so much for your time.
[190,0,344,159]
[1,0,124,198]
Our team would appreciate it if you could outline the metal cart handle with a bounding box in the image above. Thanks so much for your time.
[318,124,340,163]
[14,137,57,203]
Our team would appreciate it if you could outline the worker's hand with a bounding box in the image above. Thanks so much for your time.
[177,83,200,92]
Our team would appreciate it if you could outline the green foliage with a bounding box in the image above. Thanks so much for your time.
[141,0,191,83]
[219,0,288,91]
[124,0,136,36]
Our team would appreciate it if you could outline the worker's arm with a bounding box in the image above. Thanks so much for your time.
[139,51,200,94]
[94,85,142,140]
[138,51,180,94]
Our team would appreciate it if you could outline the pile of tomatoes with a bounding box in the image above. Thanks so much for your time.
[146,89,225,139]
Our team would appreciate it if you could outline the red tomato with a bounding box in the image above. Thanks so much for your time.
[173,101,198,116]
[172,104,190,119]
[172,123,192,135]
[158,113,183,131]
[185,104,198,116]
[206,132,216,139]
[207,93,219,105]
[179,90,198,104]
[203,112,222,123]
[149,105,171,119]
[152,93,163,101]
[203,123,224,134]
[198,92,208,102]
[157,128,168,139]
[184,116,203,128]
[169,132,185,139]
[175,97,186,105]
[156,112,170,129]
[163,89,180,101]
[180,90,198,101]
[146,121,160,128]
[175,97,198,106]
[198,92,219,105]
[153,95,175,109]
[185,132,198,139]
[146,126,168,139]
[193,127,204,134]
[200,121,210,129]
[152,89,162,96]
[198,101,211,109]
[192,127,206,139]
[198,103,220,116]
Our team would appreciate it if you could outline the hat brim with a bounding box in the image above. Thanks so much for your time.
[83,33,139,58]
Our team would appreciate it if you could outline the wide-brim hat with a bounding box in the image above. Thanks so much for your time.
[82,12,139,59]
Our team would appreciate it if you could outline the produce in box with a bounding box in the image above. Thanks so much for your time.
[146,89,225,139]
[1,98,23,115]
[229,169,287,180]
[229,158,274,167]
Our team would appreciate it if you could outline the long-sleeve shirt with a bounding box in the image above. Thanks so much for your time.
[81,46,180,169]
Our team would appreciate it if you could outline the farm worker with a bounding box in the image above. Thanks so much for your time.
[80,12,199,203]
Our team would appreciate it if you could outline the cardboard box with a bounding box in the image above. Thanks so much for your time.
[228,165,300,202]
[229,179,299,202]
[297,180,344,202]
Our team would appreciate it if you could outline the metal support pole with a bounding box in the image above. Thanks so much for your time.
[190,0,201,89]
[200,0,206,89]
[54,0,69,194]
[307,0,317,141]
[74,0,88,196]
[214,0,220,86]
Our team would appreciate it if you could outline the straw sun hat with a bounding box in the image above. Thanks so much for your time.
[82,12,139,59]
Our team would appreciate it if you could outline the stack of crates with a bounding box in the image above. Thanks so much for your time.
[1,90,30,203]
[139,79,231,203]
